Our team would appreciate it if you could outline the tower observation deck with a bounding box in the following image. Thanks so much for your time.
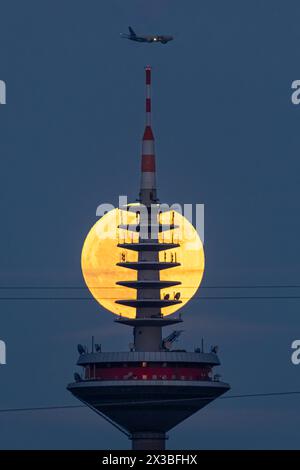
[67,66,230,450]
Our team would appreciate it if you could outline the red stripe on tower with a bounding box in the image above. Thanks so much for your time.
[143,126,154,140]
[145,67,151,85]
[142,155,156,172]
[140,66,157,204]
[146,98,151,113]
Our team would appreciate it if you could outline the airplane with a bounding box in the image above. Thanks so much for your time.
[120,26,173,44]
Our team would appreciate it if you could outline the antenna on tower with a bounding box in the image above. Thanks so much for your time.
[145,65,151,126]
[140,65,157,206]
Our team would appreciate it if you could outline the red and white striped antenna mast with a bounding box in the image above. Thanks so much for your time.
[140,65,157,206]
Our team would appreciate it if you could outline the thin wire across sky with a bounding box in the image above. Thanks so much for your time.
[1,284,300,300]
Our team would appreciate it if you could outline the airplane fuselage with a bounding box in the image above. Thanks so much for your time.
[121,33,173,44]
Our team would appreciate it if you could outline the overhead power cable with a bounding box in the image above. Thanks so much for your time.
[1,285,300,289]
[1,295,300,301]
[0,391,300,414]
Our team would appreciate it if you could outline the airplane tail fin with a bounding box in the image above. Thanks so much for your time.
[128,26,136,37]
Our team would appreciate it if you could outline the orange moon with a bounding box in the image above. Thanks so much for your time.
[81,207,205,319]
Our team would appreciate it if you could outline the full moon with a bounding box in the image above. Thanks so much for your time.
[81,207,205,319]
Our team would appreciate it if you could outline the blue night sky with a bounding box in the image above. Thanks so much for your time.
[1,0,300,449]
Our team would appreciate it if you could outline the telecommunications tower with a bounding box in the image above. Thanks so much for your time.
[67,66,230,450]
